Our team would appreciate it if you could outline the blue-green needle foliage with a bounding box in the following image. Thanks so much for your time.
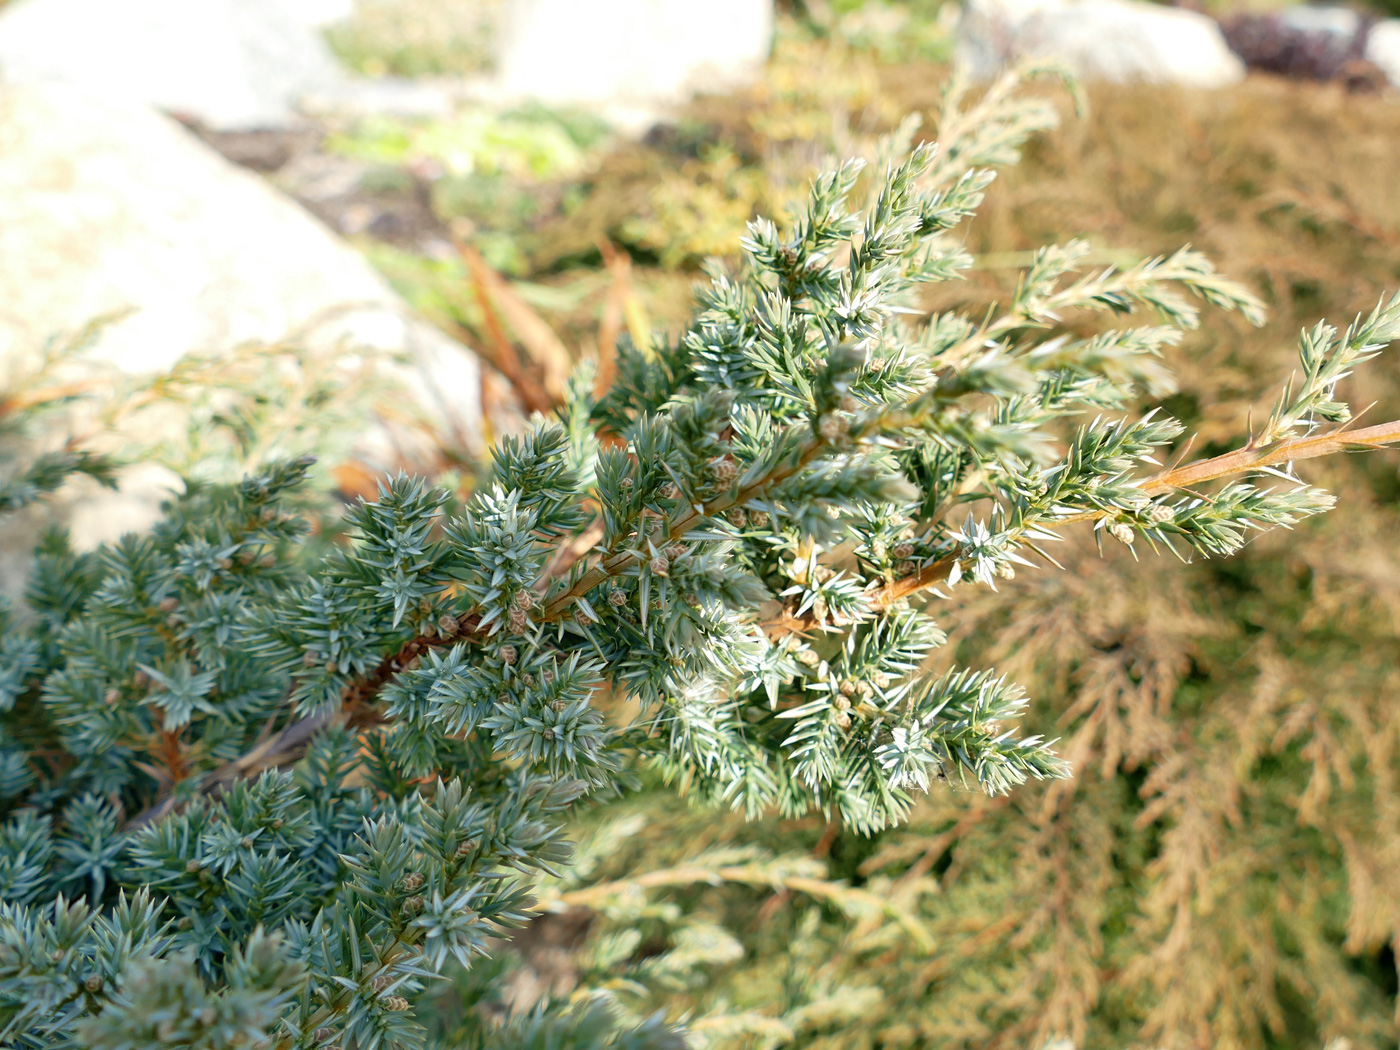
[0,71,1397,1049]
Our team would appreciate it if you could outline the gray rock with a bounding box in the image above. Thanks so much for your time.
[958,0,1246,89]
[0,0,345,130]
[1276,5,1361,40]
[495,0,773,112]
[0,81,491,592]
[1366,20,1400,89]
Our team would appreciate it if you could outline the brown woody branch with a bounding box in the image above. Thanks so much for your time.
[819,417,1400,626]
[123,619,478,829]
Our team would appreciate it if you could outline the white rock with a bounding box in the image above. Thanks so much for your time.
[1366,20,1400,89]
[1277,5,1361,40]
[285,0,355,27]
[0,0,345,130]
[496,0,773,110]
[0,81,488,586]
[958,0,1246,89]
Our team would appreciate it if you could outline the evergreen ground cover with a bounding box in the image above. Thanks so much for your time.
[301,19,1400,1046]
[5,10,1400,1050]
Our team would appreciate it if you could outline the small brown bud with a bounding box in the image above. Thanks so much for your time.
[873,671,890,688]
[543,727,556,740]
[259,553,276,568]
[620,476,634,490]
[507,609,529,634]
[419,596,434,614]
[683,592,699,606]
[400,871,425,892]
[1147,503,1175,524]
[708,457,738,484]
[271,818,284,830]
[499,645,518,665]
[383,996,410,1012]
[104,688,120,706]
[216,558,233,571]
[811,597,828,622]
[313,1029,336,1045]
[797,648,820,667]
[666,543,688,560]
[325,660,338,675]
[607,589,628,607]
[260,506,278,523]
[237,548,258,566]
[550,698,567,712]
[186,859,202,874]
[839,680,857,697]
[833,695,852,711]
[650,596,664,611]
[856,681,874,699]
[649,555,670,577]
[84,974,104,994]
[369,975,394,992]
[726,507,747,527]
[455,839,476,858]
[421,620,438,639]
[511,589,535,611]
[896,560,917,576]
[302,650,321,668]
[995,561,1016,580]
[1109,522,1136,545]
[893,543,914,560]
[158,596,179,613]
[660,482,681,500]
[522,673,536,687]
[496,692,510,705]
[240,836,255,849]
[403,895,425,913]
[835,710,852,729]
[749,511,770,528]
[817,413,848,443]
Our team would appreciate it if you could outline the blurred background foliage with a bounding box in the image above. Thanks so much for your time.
[307,5,1400,1044]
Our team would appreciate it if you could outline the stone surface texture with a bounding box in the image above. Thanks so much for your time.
[958,0,1246,88]
[1367,20,1400,88]
[0,81,488,592]
[0,0,345,129]
[496,0,774,109]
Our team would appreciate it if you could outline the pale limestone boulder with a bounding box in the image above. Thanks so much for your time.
[0,0,345,129]
[496,0,773,114]
[1276,5,1361,39]
[0,81,489,599]
[1367,20,1400,89]
[958,0,1246,89]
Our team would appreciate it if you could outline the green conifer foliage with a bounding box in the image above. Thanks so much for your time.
[0,70,1397,1049]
